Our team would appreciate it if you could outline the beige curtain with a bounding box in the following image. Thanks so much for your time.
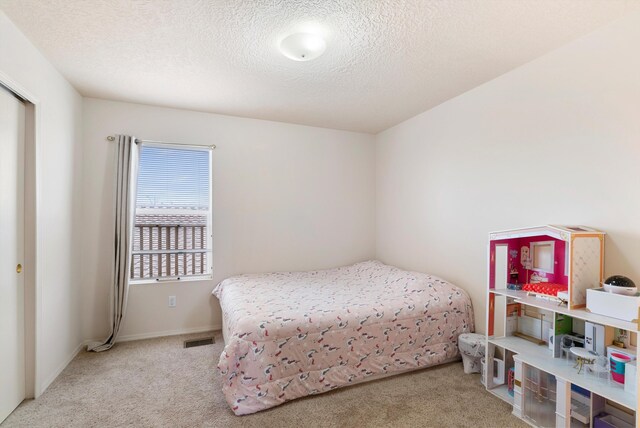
[88,135,139,352]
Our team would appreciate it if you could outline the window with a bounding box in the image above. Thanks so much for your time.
[131,144,212,282]
[530,241,555,274]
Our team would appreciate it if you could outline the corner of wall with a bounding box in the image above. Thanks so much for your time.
[0,10,87,397]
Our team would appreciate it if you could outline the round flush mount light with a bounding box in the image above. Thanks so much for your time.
[279,33,326,61]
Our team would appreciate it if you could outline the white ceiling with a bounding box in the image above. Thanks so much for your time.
[1,1,638,134]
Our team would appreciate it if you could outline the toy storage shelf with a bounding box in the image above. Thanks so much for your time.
[486,226,638,428]
[489,288,639,332]
[489,336,635,411]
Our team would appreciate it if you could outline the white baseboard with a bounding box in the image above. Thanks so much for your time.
[115,325,222,343]
[36,340,86,398]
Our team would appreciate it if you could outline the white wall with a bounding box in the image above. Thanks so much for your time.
[0,11,83,395]
[81,99,376,341]
[376,11,640,332]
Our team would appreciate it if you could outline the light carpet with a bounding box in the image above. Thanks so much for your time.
[2,331,526,427]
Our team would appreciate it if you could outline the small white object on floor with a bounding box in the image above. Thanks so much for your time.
[459,333,486,374]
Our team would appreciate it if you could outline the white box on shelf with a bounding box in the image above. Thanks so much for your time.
[586,288,640,322]
[624,361,637,395]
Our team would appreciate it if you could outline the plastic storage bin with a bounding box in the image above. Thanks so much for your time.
[593,413,634,428]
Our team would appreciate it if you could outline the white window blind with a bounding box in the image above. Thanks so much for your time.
[131,144,212,281]
[136,145,210,210]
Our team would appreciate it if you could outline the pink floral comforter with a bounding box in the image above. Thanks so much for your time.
[213,260,474,415]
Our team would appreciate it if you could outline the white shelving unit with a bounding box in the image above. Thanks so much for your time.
[485,225,639,428]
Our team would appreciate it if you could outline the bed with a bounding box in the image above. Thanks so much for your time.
[213,260,474,415]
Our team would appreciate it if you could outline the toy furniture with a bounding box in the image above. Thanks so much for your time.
[485,225,639,428]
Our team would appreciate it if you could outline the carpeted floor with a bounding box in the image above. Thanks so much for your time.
[2,331,526,428]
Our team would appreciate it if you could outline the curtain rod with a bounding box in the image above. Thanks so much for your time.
[106,135,216,150]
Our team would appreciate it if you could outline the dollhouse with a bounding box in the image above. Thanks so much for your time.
[485,225,639,428]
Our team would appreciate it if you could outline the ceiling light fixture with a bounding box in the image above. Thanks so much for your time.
[279,33,326,62]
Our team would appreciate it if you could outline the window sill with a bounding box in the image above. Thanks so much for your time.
[129,275,214,286]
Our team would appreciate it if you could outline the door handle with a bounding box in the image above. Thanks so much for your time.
[16,264,22,274]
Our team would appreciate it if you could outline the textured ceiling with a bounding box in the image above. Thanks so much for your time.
[1,0,639,133]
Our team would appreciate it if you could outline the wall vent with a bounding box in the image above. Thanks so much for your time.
[184,337,215,348]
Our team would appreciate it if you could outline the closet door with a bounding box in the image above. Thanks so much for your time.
[0,86,26,423]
